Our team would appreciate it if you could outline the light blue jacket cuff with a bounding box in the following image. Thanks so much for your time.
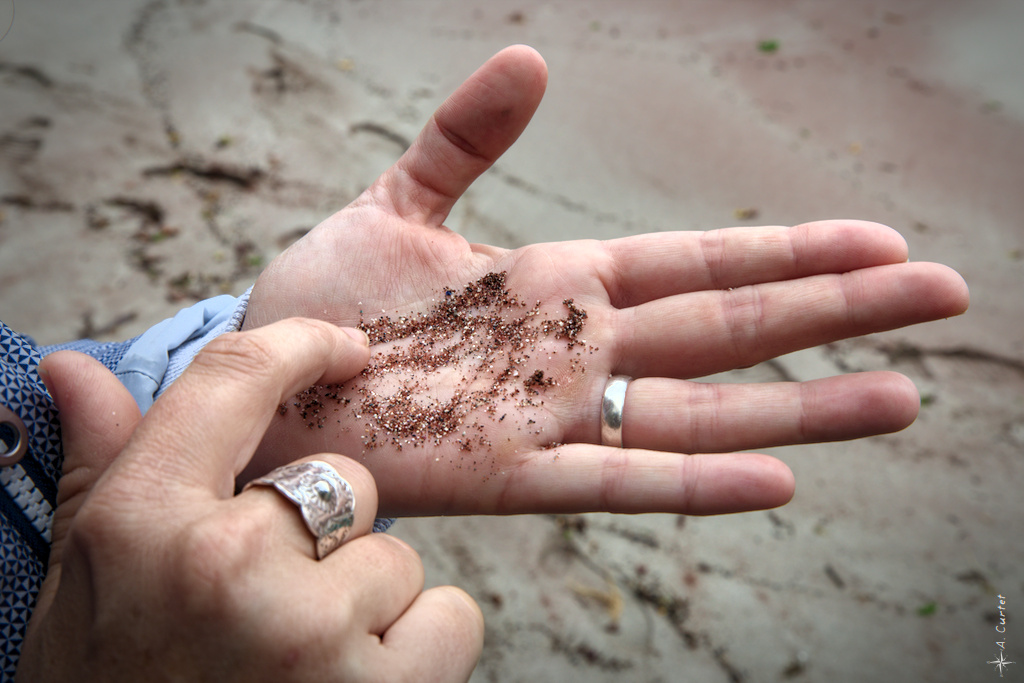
[115,289,250,414]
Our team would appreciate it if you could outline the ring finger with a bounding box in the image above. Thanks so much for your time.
[608,372,920,453]
[234,454,430,633]
[238,454,379,559]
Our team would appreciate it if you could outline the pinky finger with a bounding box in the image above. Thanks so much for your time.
[378,586,484,683]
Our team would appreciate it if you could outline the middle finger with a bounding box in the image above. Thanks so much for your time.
[613,261,967,379]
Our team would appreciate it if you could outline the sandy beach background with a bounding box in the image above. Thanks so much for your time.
[2,1,1021,681]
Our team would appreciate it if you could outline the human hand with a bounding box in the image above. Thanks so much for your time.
[20,319,483,682]
[243,46,970,518]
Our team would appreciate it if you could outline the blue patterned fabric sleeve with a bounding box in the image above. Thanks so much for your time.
[0,294,245,679]
[0,322,139,679]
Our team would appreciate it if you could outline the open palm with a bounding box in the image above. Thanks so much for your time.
[243,46,968,518]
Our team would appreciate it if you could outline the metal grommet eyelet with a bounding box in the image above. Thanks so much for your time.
[0,404,29,466]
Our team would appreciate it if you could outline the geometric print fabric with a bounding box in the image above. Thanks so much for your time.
[0,321,133,681]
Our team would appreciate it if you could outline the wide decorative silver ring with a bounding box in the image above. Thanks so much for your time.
[244,461,355,560]
[600,375,631,448]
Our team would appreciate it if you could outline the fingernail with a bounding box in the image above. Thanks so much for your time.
[36,364,54,395]
[341,327,370,347]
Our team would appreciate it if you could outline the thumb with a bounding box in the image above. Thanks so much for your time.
[379,44,548,226]
[31,351,142,618]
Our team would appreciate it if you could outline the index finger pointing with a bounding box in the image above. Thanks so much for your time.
[116,318,370,498]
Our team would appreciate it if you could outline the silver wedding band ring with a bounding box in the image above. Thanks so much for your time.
[244,461,356,560]
[600,375,631,448]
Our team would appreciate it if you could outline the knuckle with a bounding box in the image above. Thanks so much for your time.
[598,451,630,510]
[280,316,337,342]
[435,585,484,629]
[192,318,339,388]
[167,509,269,619]
[379,534,422,566]
[195,331,280,379]
[679,454,705,515]
[65,497,130,562]
[65,466,164,561]
[699,229,729,289]
[722,286,768,359]
[358,534,424,577]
